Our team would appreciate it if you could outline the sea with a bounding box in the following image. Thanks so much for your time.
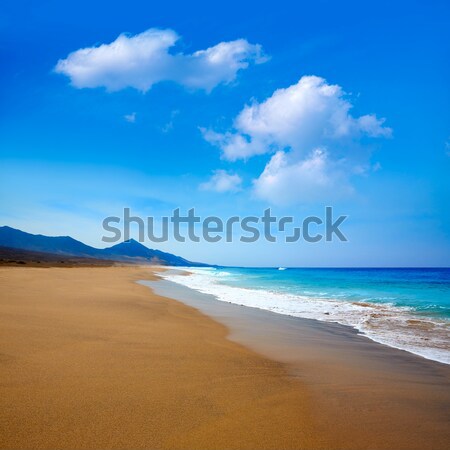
[161,267,450,365]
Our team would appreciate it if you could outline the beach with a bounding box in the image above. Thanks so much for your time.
[1,265,449,449]
[0,266,317,449]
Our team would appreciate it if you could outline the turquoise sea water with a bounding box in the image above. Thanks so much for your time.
[217,267,450,319]
[163,267,450,364]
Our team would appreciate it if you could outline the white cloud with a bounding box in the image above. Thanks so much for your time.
[200,128,267,160]
[204,76,391,161]
[203,76,392,204]
[253,149,352,205]
[55,28,266,92]
[200,170,242,193]
[124,112,136,122]
[161,109,180,133]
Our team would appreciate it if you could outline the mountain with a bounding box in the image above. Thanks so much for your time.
[0,226,208,266]
[0,225,99,257]
[0,246,117,267]
[102,239,195,266]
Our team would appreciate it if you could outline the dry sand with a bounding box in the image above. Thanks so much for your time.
[0,266,317,449]
[0,266,449,450]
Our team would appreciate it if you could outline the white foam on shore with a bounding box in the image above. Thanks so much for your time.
[161,268,450,365]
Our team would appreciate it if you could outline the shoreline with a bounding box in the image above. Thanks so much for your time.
[144,271,450,450]
[1,265,449,449]
[159,268,450,365]
[144,271,450,367]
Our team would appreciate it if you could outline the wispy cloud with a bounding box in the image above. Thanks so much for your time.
[55,28,267,93]
[124,112,136,123]
[200,170,242,193]
[161,109,180,133]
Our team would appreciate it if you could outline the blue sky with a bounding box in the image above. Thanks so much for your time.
[1,0,449,266]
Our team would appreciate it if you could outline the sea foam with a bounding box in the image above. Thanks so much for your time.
[161,267,450,365]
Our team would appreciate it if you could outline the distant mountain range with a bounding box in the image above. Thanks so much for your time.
[0,226,208,266]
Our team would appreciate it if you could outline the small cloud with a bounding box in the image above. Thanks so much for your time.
[161,109,180,133]
[200,170,242,193]
[372,161,382,172]
[55,28,267,93]
[124,112,136,123]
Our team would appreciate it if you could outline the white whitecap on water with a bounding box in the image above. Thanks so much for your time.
[161,268,450,365]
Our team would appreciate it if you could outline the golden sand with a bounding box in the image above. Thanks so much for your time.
[0,266,317,449]
[1,266,449,450]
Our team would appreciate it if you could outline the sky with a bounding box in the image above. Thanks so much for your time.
[0,0,449,267]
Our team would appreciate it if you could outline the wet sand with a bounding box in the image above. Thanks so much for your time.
[1,266,449,449]
[145,274,450,450]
